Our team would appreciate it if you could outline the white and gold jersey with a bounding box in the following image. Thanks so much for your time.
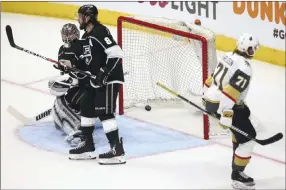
[204,52,252,111]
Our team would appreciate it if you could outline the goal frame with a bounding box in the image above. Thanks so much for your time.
[117,16,210,140]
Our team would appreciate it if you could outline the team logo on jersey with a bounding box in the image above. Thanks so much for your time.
[81,45,92,65]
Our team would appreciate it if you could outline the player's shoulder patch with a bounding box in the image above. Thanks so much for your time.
[239,59,252,76]
[229,68,251,93]
[244,59,251,67]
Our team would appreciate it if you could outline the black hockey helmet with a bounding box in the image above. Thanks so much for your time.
[61,23,80,45]
[77,4,99,29]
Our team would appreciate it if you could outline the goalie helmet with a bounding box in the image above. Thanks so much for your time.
[61,23,80,46]
[48,74,78,96]
[236,33,260,57]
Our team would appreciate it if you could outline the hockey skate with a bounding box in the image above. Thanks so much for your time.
[98,137,126,165]
[68,136,97,160]
[231,171,255,190]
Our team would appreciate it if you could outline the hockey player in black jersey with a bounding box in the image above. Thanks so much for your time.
[50,23,88,147]
[56,23,89,82]
[68,4,126,165]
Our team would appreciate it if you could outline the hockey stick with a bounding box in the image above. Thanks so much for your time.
[156,82,283,146]
[5,25,95,78]
[7,105,52,126]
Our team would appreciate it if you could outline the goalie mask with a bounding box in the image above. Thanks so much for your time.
[61,23,80,47]
[48,74,78,96]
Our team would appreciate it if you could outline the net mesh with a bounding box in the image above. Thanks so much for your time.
[119,16,230,138]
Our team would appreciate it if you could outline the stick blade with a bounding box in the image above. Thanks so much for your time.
[6,25,16,47]
[6,105,30,125]
[257,133,283,145]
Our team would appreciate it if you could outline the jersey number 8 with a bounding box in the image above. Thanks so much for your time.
[104,37,112,45]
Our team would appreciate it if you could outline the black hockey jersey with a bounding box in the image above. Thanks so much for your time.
[57,41,89,88]
[58,41,87,72]
[81,23,124,84]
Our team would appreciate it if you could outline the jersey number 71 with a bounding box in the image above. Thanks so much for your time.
[213,62,250,92]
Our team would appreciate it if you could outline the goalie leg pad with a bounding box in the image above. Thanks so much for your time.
[51,96,80,134]
[51,107,63,131]
[64,87,84,111]
[51,96,82,146]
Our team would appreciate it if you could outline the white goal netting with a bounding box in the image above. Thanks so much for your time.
[118,16,230,139]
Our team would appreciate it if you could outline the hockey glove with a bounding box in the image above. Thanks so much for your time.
[59,59,72,68]
[219,109,233,129]
[53,64,68,74]
[53,59,72,74]
[90,67,109,88]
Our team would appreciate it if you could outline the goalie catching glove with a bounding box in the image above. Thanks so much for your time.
[90,67,109,88]
[48,74,78,96]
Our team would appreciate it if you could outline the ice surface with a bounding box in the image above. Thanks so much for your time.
[1,13,285,189]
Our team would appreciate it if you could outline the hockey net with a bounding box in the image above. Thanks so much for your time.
[117,16,230,139]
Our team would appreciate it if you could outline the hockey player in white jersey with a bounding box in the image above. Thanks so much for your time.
[203,33,260,190]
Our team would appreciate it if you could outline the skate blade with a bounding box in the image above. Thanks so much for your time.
[232,181,255,190]
[98,155,126,165]
[69,152,97,160]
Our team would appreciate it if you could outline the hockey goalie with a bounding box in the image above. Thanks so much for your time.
[203,33,260,190]
[48,23,88,147]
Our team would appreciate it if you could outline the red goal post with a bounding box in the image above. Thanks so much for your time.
[117,16,219,140]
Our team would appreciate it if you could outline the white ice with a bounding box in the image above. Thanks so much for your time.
[1,13,285,189]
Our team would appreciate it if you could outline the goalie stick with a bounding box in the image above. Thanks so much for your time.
[156,82,283,146]
[7,105,52,126]
[5,25,95,78]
